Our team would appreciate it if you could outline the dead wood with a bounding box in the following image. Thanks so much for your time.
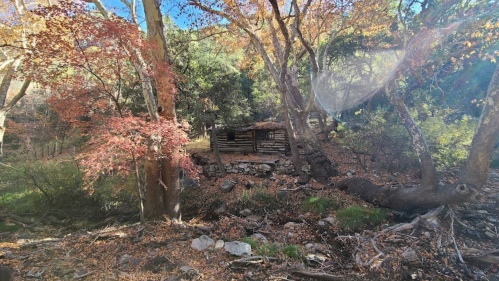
[230,256,279,266]
[337,178,481,211]
[291,270,344,280]
[20,238,62,248]
[463,248,499,264]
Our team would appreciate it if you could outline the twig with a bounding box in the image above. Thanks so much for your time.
[74,271,93,279]
[449,207,472,277]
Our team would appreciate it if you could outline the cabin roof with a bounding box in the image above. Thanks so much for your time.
[212,122,286,132]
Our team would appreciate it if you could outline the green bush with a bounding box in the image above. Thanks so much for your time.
[419,111,475,171]
[336,206,385,231]
[282,244,303,260]
[302,196,338,215]
[257,243,280,257]
[339,108,414,172]
[240,187,277,210]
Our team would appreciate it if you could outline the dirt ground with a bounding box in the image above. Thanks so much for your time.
[1,141,498,280]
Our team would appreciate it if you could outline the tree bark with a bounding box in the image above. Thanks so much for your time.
[210,118,226,177]
[143,0,181,221]
[461,64,499,188]
[338,178,482,212]
[384,85,437,188]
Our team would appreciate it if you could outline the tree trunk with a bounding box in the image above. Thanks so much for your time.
[0,79,30,161]
[143,0,181,221]
[461,64,499,188]
[338,178,482,212]
[384,86,437,188]
[210,118,226,177]
[293,110,337,183]
[280,92,301,168]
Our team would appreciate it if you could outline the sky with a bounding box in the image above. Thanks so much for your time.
[97,0,194,30]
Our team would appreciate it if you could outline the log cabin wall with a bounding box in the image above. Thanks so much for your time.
[255,129,289,154]
[211,128,289,155]
[214,130,254,153]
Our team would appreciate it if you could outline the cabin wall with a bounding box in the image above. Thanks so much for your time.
[211,129,289,154]
[212,131,254,153]
[255,129,288,154]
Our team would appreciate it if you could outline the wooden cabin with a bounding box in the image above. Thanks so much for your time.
[211,122,290,154]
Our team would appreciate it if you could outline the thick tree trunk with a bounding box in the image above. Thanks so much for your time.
[461,64,499,188]
[338,178,482,212]
[143,0,181,221]
[293,110,337,183]
[280,92,301,168]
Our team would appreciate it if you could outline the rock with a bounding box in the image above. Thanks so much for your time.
[0,264,12,281]
[250,233,268,244]
[182,177,199,189]
[245,215,263,222]
[239,209,252,216]
[284,222,298,229]
[214,240,225,250]
[324,217,335,225]
[180,265,195,272]
[214,206,225,214]
[348,169,356,174]
[220,180,235,192]
[305,243,315,250]
[224,241,252,256]
[259,164,272,171]
[276,190,287,200]
[191,235,214,251]
[318,221,326,226]
[402,248,421,266]
[346,172,353,178]
[119,254,132,265]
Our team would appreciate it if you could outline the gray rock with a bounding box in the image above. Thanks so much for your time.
[259,164,272,171]
[250,233,268,244]
[214,240,225,250]
[276,190,287,200]
[224,241,252,256]
[318,221,326,226]
[119,254,132,265]
[324,217,335,225]
[0,264,12,281]
[191,235,215,251]
[402,248,421,265]
[239,209,252,216]
[220,180,235,192]
[346,172,353,178]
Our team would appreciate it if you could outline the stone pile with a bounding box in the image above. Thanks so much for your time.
[205,160,296,177]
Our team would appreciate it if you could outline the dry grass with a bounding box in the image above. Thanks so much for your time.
[186,138,211,153]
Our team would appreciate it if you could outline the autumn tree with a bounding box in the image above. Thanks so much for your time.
[0,0,40,160]
[338,0,499,210]
[185,0,395,182]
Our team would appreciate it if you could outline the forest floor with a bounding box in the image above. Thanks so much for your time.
[1,140,499,280]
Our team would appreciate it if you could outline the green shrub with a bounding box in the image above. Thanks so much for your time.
[339,108,414,172]
[336,206,385,231]
[240,187,276,210]
[242,237,259,249]
[419,112,475,171]
[257,243,280,257]
[302,196,338,215]
[282,244,303,260]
